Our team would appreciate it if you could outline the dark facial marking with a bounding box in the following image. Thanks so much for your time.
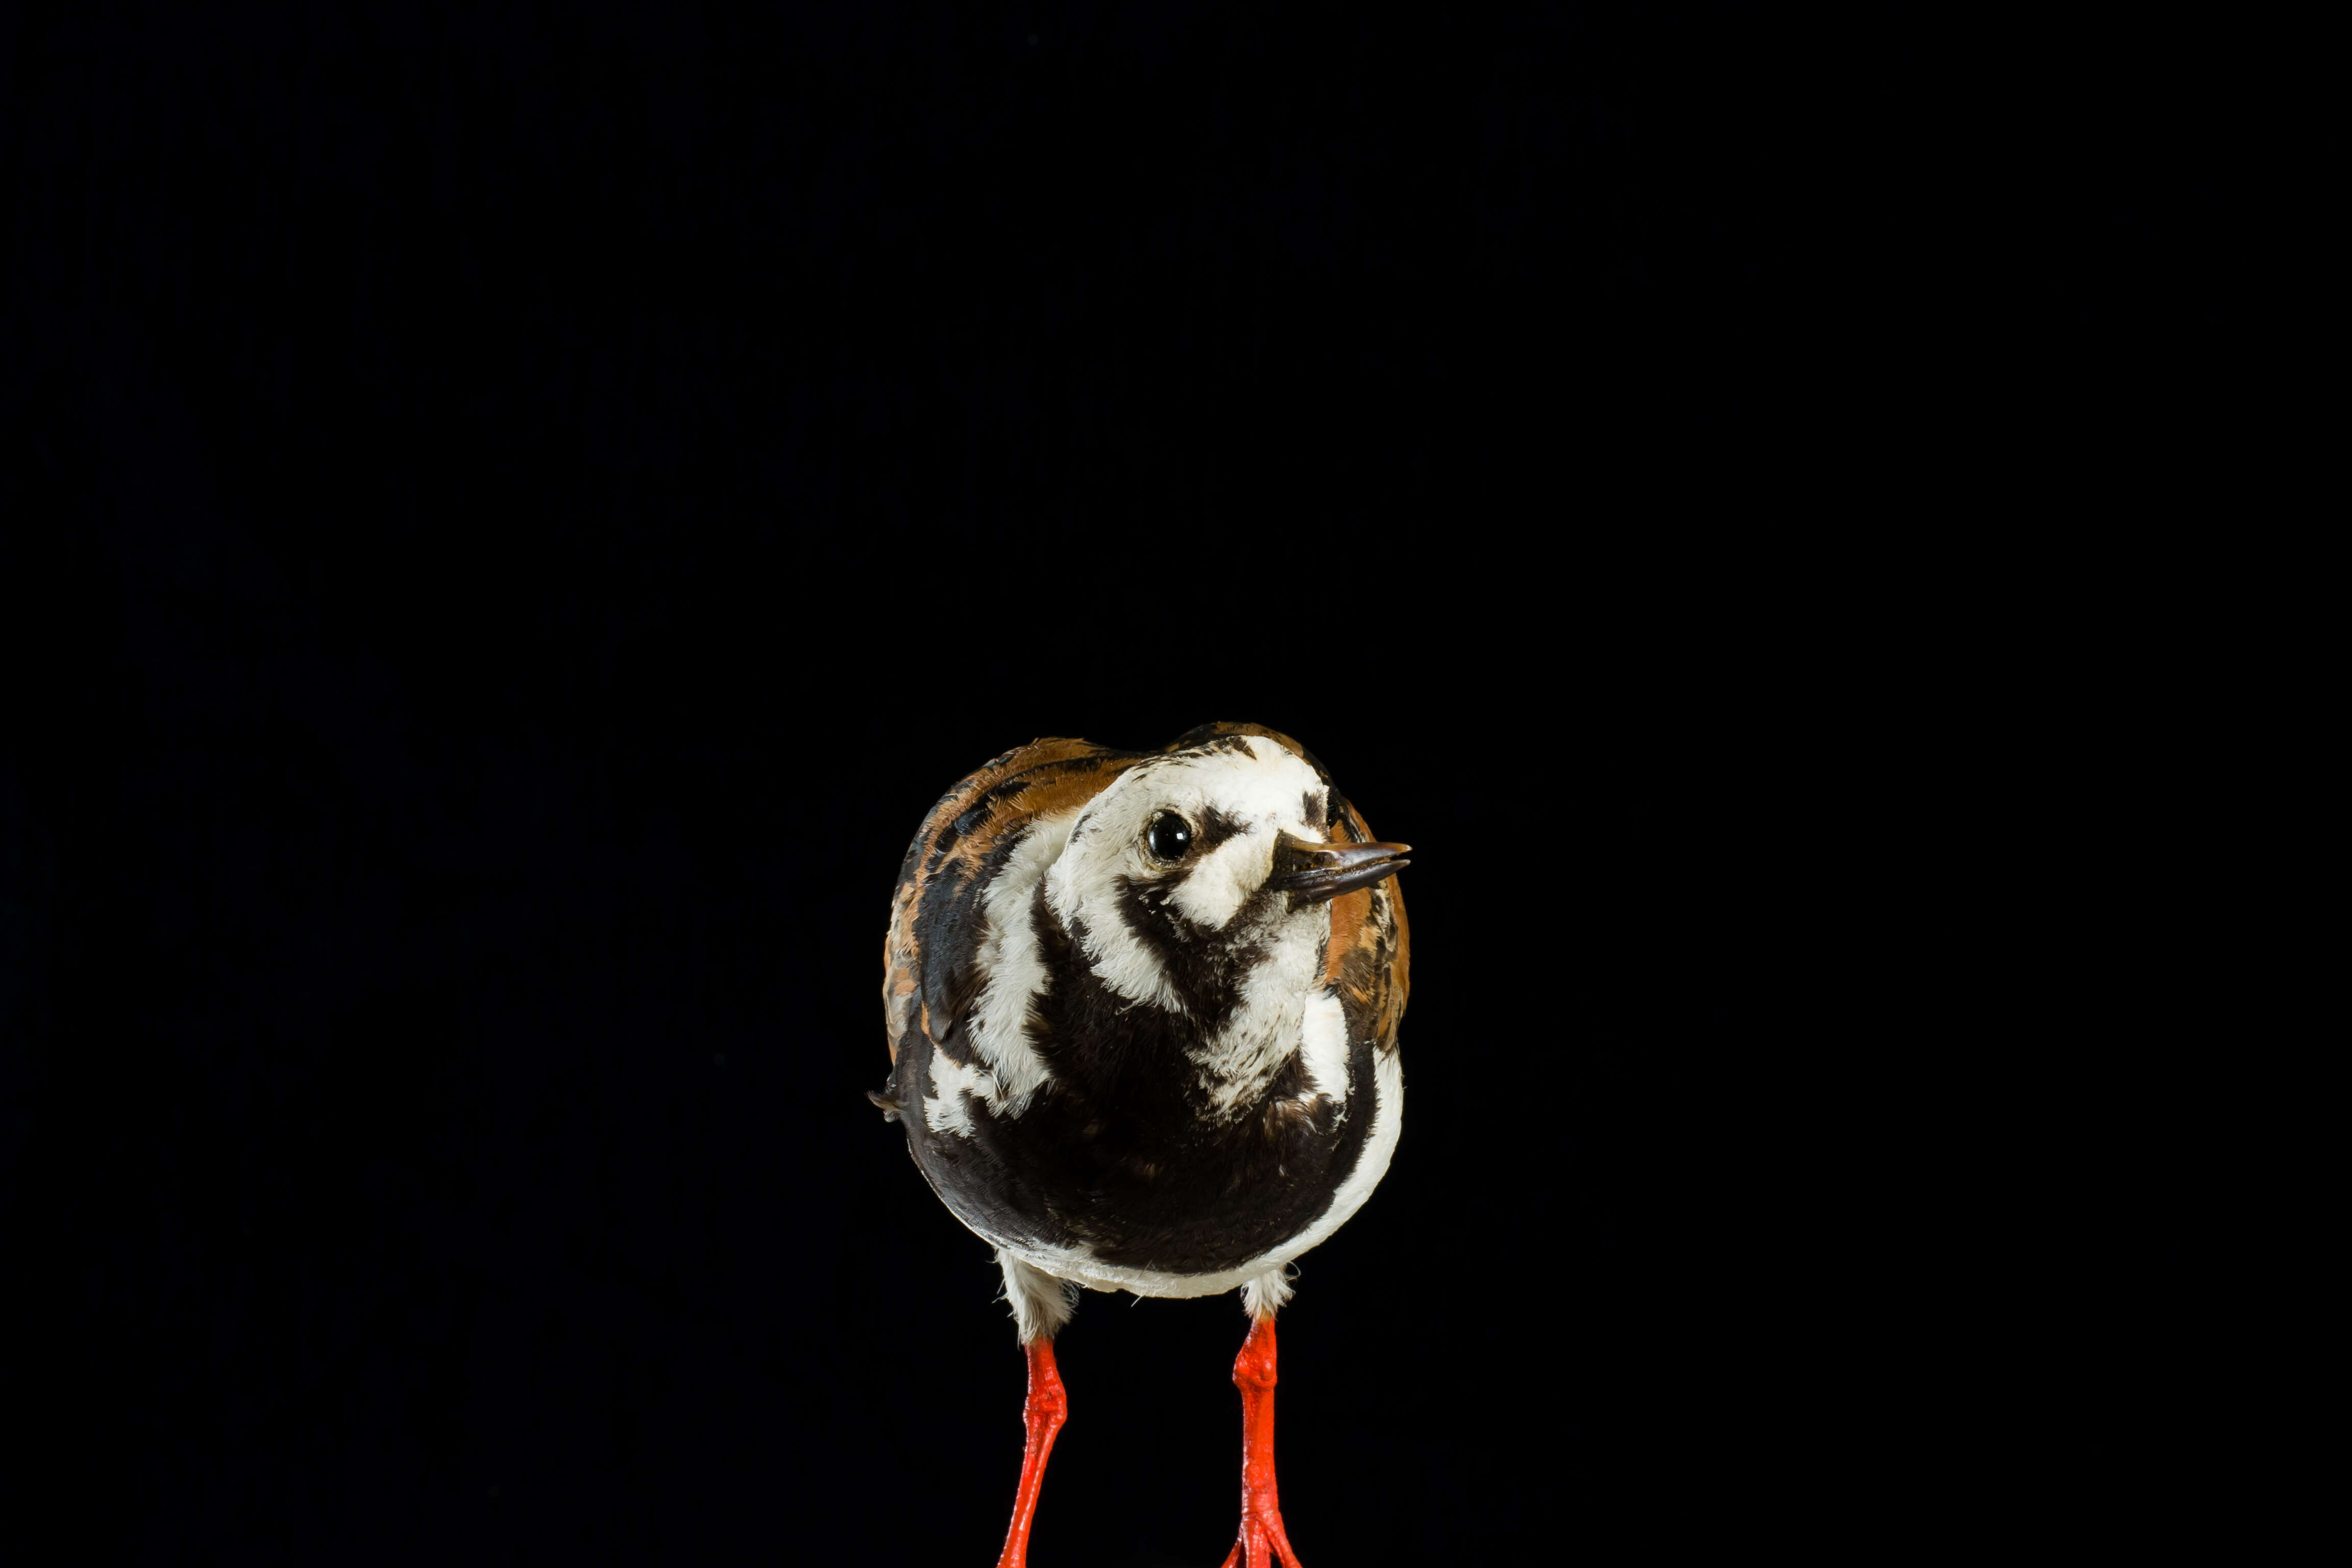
[1191,805,1248,856]
[1328,791,1360,842]
[1112,873,1277,1034]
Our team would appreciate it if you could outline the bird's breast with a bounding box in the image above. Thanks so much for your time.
[897,963,1387,1280]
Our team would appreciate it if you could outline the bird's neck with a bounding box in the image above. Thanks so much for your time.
[1183,921,1324,1120]
[1034,887,1326,1126]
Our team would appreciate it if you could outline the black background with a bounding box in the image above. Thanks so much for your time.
[3,4,2247,1564]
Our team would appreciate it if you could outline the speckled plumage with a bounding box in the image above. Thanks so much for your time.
[878,721,1408,1302]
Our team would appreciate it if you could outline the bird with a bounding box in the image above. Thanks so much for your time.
[872,721,1411,1568]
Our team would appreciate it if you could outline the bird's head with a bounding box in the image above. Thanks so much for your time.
[1042,733,1409,1024]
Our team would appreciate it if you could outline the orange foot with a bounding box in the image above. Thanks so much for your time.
[994,1339,1068,1568]
[1214,1317,1304,1568]
[1216,1507,1306,1568]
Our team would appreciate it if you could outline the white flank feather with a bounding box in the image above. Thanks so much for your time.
[966,811,1078,1113]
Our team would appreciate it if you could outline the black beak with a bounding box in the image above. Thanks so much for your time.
[1266,830,1412,905]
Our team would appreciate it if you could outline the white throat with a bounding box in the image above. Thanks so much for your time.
[1188,909,1333,1118]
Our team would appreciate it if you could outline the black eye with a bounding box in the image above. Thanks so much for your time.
[1145,811,1193,862]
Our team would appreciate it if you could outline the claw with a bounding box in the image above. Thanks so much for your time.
[1217,1516,1305,1568]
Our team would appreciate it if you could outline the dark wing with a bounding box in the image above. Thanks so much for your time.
[882,738,1145,1064]
[1161,722,1411,1056]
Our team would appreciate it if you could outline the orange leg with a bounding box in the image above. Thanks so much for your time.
[994,1338,1069,1568]
[1215,1317,1304,1568]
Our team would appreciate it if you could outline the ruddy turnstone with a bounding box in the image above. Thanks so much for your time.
[873,722,1411,1568]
